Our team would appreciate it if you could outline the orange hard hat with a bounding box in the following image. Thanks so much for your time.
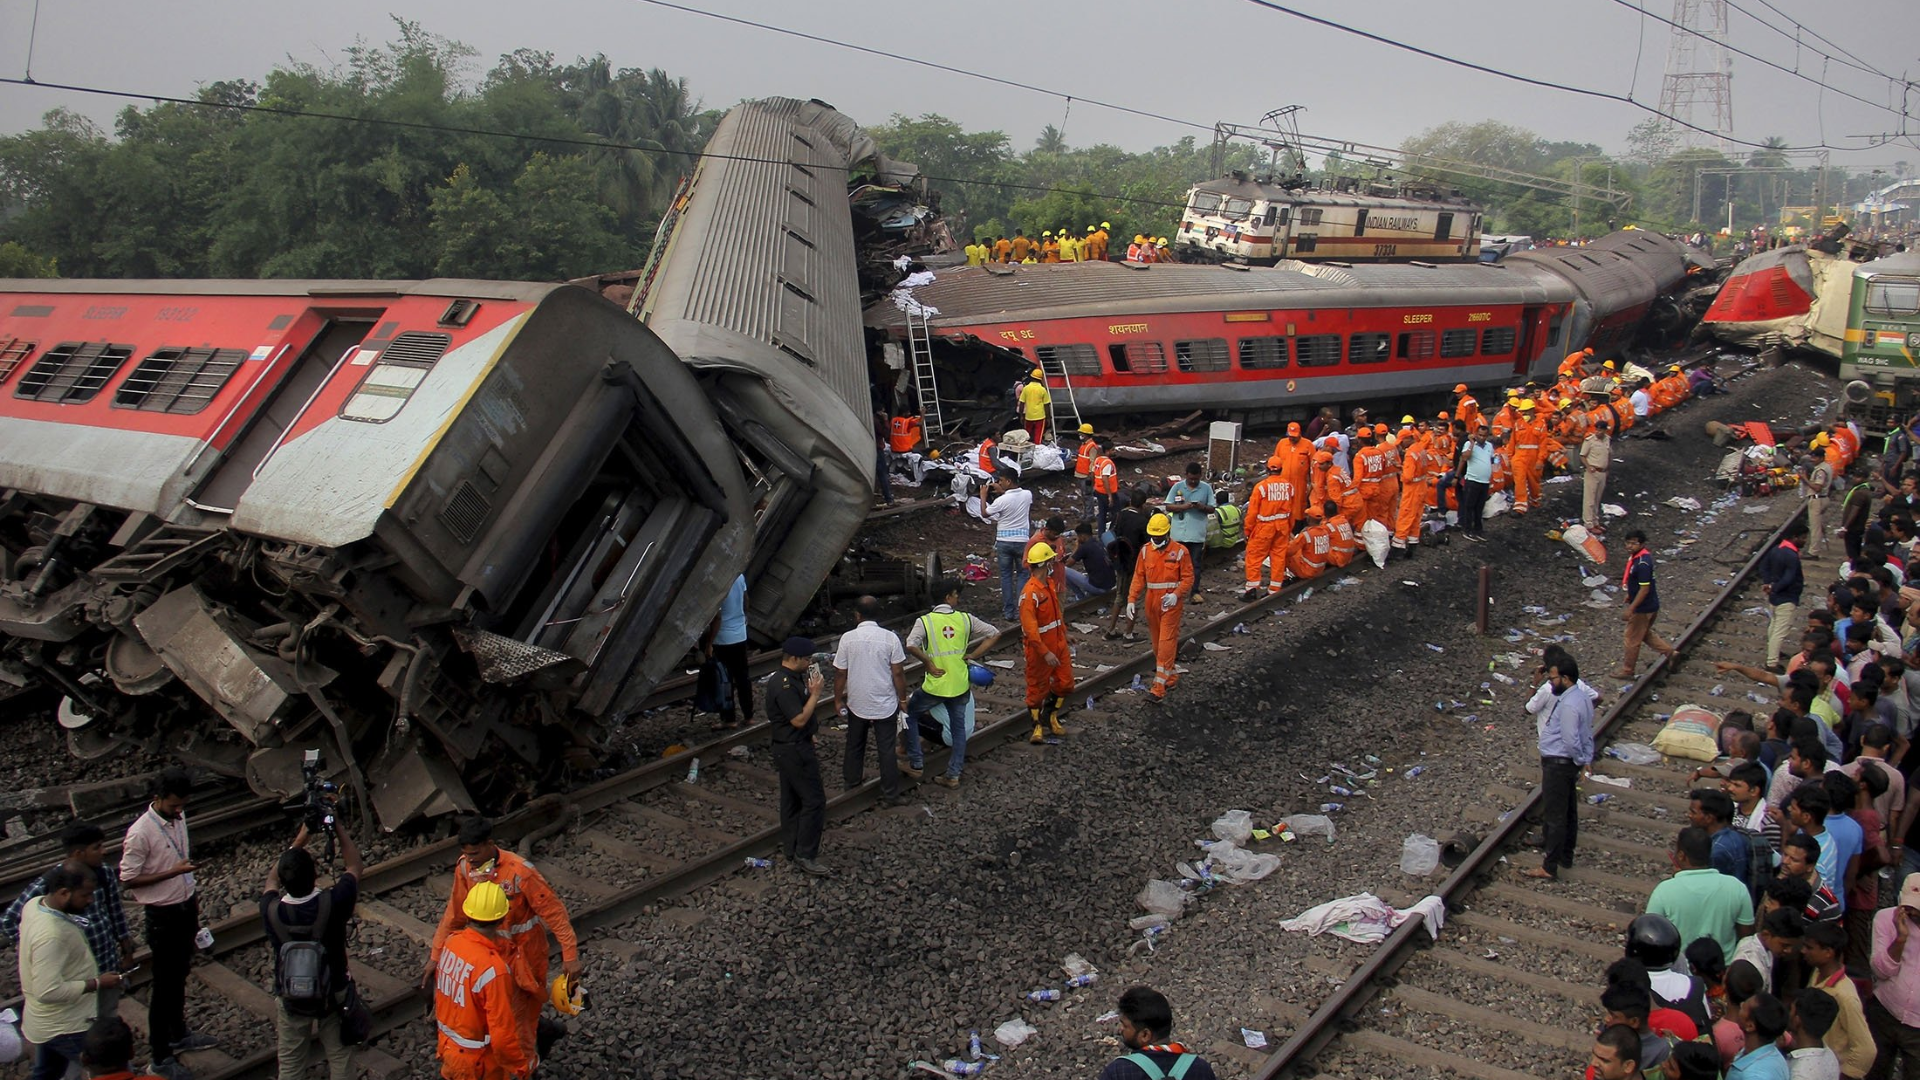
[1372,423,1389,437]
[1453,383,1469,394]
[1286,422,1301,435]
[1438,410,1451,421]
[1266,455,1285,471]
[1312,450,1334,464]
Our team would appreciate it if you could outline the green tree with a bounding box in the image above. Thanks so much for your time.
[0,241,55,276]
[429,154,625,279]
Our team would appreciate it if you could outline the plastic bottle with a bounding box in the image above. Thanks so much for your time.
[1587,793,1612,805]
[970,1031,983,1060]
[942,1060,987,1076]
[1329,785,1354,796]
[1130,673,1146,692]
[686,757,701,783]
[1067,973,1099,988]
[1025,989,1061,1002]
[1404,766,1425,779]
[1708,684,1725,697]
[1320,802,1344,813]
[744,857,771,869]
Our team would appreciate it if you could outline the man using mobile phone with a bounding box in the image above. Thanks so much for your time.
[1,823,133,1019]
[19,866,122,1080]
[119,768,212,1078]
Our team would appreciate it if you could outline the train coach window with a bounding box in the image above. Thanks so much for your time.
[1348,333,1390,364]
[1298,209,1324,226]
[1293,234,1318,254]
[341,331,452,423]
[1480,327,1517,356]
[1190,192,1223,215]
[14,341,133,404]
[1223,197,1254,218]
[1034,343,1101,377]
[1866,279,1920,317]
[1439,329,1477,358]
[1396,331,1436,360]
[1294,335,1341,367]
[115,347,246,414]
[1174,338,1230,373]
[0,337,34,385]
[1108,342,1168,375]
[1237,337,1289,370]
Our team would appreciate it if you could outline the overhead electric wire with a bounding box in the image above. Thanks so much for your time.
[0,76,1195,212]
[1233,0,1906,152]
[1728,0,1905,85]
[1599,0,1910,123]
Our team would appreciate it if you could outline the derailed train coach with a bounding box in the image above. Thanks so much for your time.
[0,97,879,829]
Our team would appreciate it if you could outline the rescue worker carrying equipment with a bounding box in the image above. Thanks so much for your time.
[1126,514,1194,702]
[1020,543,1074,743]
[1242,457,1295,599]
[434,882,533,1080]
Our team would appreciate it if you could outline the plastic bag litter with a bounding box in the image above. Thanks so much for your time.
[1665,496,1703,511]
[1284,814,1336,842]
[1360,519,1391,569]
[1560,523,1607,563]
[1742,504,1771,514]
[1485,491,1511,518]
[1400,834,1441,876]
[1203,840,1281,883]
[1211,810,1255,844]
[1606,742,1663,766]
[1062,953,1097,979]
[0,1009,17,1066]
[1581,574,1608,587]
[1137,879,1189,920]
[1603,503,1628,517]
[995,1018,1038,1048]
[1028,443,1067,471]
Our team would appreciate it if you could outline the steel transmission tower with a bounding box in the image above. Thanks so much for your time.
[1657,0,1734,150]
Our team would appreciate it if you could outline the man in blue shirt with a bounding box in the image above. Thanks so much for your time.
[1524,655,1595,881]
[1457,424,1495,541]
[700,574,752,730]
[1760,524,1808,673]
[1689,788,1752,889]
[1818,771,1866,915]
[1788,783,1860,915]
[1614,529,1679,680]
[1164,463,1215,602]
[1725,991,1791,1079]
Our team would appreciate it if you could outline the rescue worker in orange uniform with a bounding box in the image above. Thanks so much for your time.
[1040,231,1060,262]
[433,881,535,1080]
[1090,223,1110,262]
[428,818,581,1063]
[1010,231,1032,262]
[1126,513,1194,703]
[1090,447,1119,536]
[1453,384,1483,434]
[1509,399,1547,513]
[1392,418,1432,556]
[1241,456,1296,599]
[1378,424,1403,528]
[1489,389,1523,442]
[1554,399,1588,445]
[1270,423,1313,520]
[977,435,998,476]
[1305,448,1334,521]
[1355,425,1391,528]
[1285,516,1332,582]
[1325,444,1367,525]
[1324,502,1358,568]
[1829,421,1860,467]
[1074,423,1100,521]
[1559,346,1595,378]
[1020,542,1073,743]
[1653,365,1690,408]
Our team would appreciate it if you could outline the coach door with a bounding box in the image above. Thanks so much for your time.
[1513,305,1549,377]
[188,318,374,514]
[1434,213,1454,243]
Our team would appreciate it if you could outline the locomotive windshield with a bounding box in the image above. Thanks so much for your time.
[1223,197,1254,218]
[1189,192,1223,214]
[1865,278,1920,317]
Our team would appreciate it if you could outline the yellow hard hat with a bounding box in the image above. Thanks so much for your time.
[463,881,510,922]
[1156,237,1169,245]
[1558,398,1574,408]
[1400,415,1416,425]
[1146,513,1172,536]
[1506,388,1521,398]
[928,449,942,459]
[1811,432,1831,449]
[550,974,587,1016]
[1027,542,1057,564]
[1101,221,1112,229]
[1087,225,1096,233]
[1042,230,1051,237]
[1078,422,1094,434]
[1668,365,1682,373]
[1516,399,1536,411]
[1030,369,1044,380]
[1602,360,1616,370]
[1135,234,1147,243]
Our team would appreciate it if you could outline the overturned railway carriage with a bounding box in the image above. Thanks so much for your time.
[0,280,755,827]
[1173,174,1483,265]
[635,97,877,640]
[869,228,1692,418]
[1699,244,1852,359]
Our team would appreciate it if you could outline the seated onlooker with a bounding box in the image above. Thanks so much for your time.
[1064,522,1115,602]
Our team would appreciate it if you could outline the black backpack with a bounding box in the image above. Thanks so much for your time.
[268,892,333,1016]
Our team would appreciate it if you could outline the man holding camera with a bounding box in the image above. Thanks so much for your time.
[119,768,214,1076]
[261,818,363,1080]
[427,818,580,1063]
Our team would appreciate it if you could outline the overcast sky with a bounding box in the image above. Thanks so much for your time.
[3,0,1916,179]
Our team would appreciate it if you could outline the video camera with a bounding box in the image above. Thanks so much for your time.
[301,749,339,861]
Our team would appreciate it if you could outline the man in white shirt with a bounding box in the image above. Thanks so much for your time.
[983,469,1034,623]
[834,596,911,804]
[119,768,216,1076]
[1630,380,1653,419]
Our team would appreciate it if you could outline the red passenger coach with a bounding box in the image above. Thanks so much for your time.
[869,228,1694,421]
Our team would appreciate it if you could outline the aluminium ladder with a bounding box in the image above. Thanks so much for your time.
[1034,348,1083,441]
[906,307,945,436]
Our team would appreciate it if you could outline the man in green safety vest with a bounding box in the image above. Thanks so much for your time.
[903,577,1002,789]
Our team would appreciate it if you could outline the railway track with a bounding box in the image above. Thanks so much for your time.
[69,528,1320,1080]
[1256,504,1802,1080]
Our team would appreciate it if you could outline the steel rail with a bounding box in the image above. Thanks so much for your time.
[1253,505,1802,1079]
